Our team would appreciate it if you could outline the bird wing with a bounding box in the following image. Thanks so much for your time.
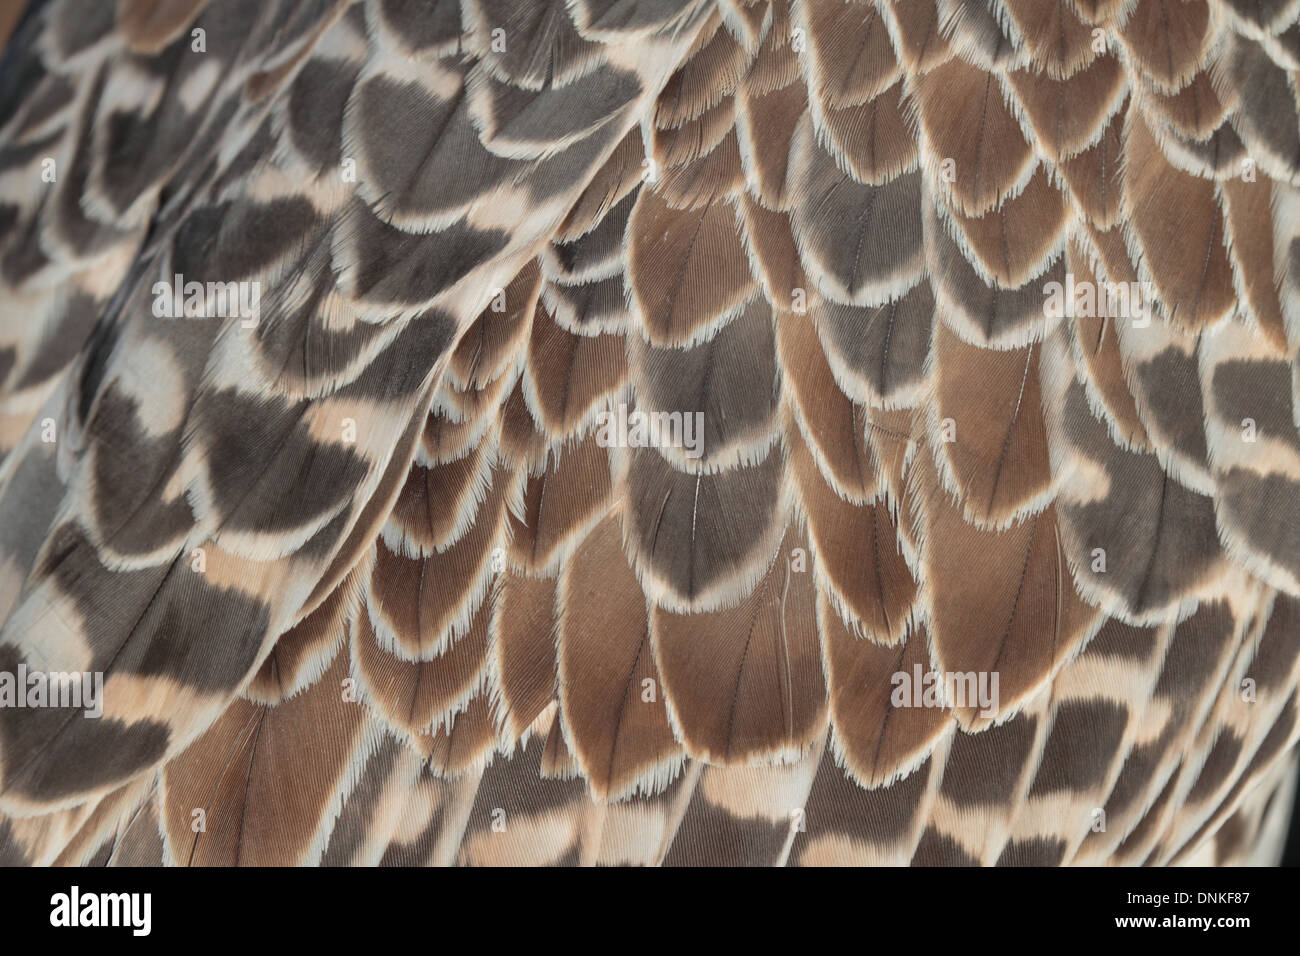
[1,0,1299,866]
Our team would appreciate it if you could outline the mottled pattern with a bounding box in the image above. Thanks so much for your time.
[0,0,1297,867]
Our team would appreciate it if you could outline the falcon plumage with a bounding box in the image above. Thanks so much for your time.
[0,0,1298,867]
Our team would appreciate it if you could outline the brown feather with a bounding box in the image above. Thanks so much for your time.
[655,127,747,209]
[801,0,900,108]
[944,165,1070,287]
[389,444,493,555]
[491,573,559,741]
[1067,237,1152,448]
[819,79,917,186]
[653,523,827,763]
[1145,70,1231,140]
[1059,100,1126,229]
[623,441,788,610]
[556,127,647,242]
[162,651,367,866]
[820,594,948,787]
[420,692,499,774]
[791,432,916,644]
[351,589,490,739]
[739,194,808,310]
[558,515,682,798]
[1124,107,1235,329]
[445,262,539,391]
[369,467,511,658]
[654,12,751,128]
[913,452,1099,726]
[932,323,1053,526]
[886,0,951,73]
[915,55,1034,216]
[1221,174,1289,352]
[654,96,736,169]
[1119,0,1210,92]
[628,187,756,346]
[525,314,627,435]
[736,79,807,208]
[927,195,1065,348]
[247,575,354,705]
[1002,0,1098,78]
[540,708,581,780]
[776,311,877,501]
[1006,53,1126,161]
[508,432,613,573]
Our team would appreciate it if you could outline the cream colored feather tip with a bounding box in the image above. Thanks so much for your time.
[0,0,1296,870]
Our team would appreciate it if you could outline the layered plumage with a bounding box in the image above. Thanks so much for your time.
[0,0,1298,866]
